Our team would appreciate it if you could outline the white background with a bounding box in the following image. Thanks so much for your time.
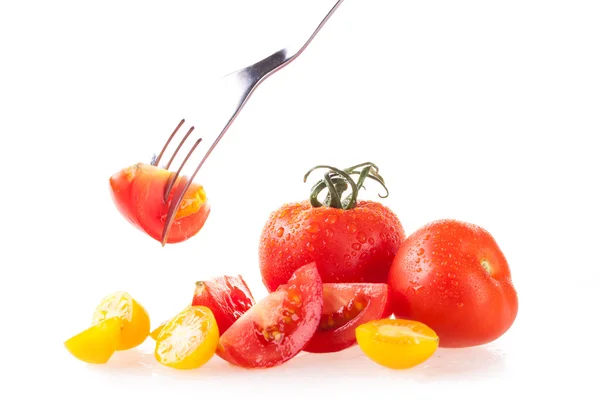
[1,0,599,403]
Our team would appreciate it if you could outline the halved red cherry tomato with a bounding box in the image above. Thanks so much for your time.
[303,283,391,353]
[217,262,323,368]
[191,275,255,334]
[109,163,210,244]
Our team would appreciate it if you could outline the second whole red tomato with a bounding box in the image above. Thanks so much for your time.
[259,163,405,292]
[388,219,519,348]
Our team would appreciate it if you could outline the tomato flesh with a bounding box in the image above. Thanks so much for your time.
[217,262,323,368]
[388,219,519,348]
[356,319,439,369]
[303,283,391,353]
[191,275,255,334]
[109,163,210,244]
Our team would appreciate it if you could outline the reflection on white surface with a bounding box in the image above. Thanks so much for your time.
[84,340,506,382]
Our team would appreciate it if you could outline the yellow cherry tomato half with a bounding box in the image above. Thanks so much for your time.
[64,318,121,364]
[154,306,219,370]
[92,291,151,351]
[356,318,439,369]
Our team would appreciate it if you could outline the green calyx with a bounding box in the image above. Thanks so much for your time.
[303,162,389,210]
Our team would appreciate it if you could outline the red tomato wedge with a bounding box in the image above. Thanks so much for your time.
[303,283,391,353]
[109,163,210,244]
[217,262,323,368]
[192,275,255,334]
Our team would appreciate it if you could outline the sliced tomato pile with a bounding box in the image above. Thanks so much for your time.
[303,283,391,353]
[217,262,323,368]
[109,163,210,244]
[64,268,436,370]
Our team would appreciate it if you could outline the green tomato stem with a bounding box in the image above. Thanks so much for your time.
[303,162,388,210]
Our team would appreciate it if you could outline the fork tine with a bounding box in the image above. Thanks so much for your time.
[152,118,185,167]
[160,137,214,246]
[163,125,195,171]
[162,136,203,203]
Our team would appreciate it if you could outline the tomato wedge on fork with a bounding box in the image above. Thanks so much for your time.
[109,163,210,244]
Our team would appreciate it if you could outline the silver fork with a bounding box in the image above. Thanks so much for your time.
[150,0,345,246]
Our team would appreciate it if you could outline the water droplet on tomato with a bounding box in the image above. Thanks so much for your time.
[291,242,297,248]
[306,243,314,252]
[416,267,422,273]
[325,215,338,224]
[276,227,284,238]
[345,262,352,267]
[359,252,368,259]
[416,258,421,263]
[285,233,291,240]
[370,248,377,254]
[412,285,423,294]
[278,209,289,218]
[287,256,294,263]
[457,302,464,308]
[356,232,367,243]
[417,248,425,256]
[347,223,358,233]
[307,223,319,233]
[344,254,351,260]
[425,234,431,240]
[325,229,332,238]
[352,243,361,251]
[334,263,340,268]
[410,279,418,285]
[368,237,375,244]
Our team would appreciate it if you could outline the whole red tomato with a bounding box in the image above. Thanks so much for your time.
[388,219,518,348]
[259,163,405,292]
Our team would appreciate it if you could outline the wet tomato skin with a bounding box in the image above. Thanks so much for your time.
[217,262,323,369]
[259,200,405,292]
[388,219,519,348]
